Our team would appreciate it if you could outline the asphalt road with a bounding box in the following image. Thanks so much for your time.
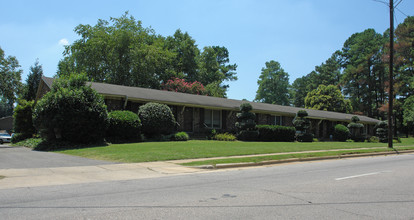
[0,144,115,169]
[1,153,414,219]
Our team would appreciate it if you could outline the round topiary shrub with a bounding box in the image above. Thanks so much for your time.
[106,110,142,142]
[333,124,350,142]
[33,74,108,144]
[172,131,189,141]
[138,102,176,137]
[239,102,253,112]
[297,110,308,118]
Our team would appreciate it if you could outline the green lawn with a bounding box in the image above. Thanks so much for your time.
[56,138,414,163]
[181,147,414,166]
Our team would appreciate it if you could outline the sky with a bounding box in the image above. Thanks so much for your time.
[1,0,412,101]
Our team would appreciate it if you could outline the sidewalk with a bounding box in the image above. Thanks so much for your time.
[1,147,413,190]
[0,162,209,190]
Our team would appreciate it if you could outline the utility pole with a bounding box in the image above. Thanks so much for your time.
[388,0,394,148]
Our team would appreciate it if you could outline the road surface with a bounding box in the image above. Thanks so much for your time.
[1,153,414,219]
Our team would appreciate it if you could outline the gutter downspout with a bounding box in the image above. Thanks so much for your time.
[123,95,128,109]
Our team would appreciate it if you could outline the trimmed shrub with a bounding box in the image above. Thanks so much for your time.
[297,110,308,118]
[11,133,33,143]
[394,137,402,143]
[239,102,253,112]
[213,133,237,141]
[293,110,313,142]
[172,132,189,141]
[106,110,141,142]
[138,102,176,137]
[369,136,380,143]
[205,129,217,140]
[375,121,388,143]
[236,103,258,141]
[333,124,350,142]
[297,133,314,142]
[257,125,296,142]
[33,74,108,145]
[348,116,364,142]
[237,130,259,141]
[13,99,35,139]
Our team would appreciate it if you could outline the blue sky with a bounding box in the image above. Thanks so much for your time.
[1,0,412,101]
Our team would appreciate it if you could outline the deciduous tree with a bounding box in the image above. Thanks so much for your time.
[0,47,22,108]
[305,84,352,113]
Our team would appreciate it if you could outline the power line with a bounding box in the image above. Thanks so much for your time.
[394,0,403,8]
[372,0,389,6]
[396,7,409,18]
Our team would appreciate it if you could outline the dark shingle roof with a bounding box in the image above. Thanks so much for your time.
[41,76,380,124]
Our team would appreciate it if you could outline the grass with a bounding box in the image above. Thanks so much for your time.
[181,147,414,166]
[12,138,43,149]
[52,138,414,163]
[0,175,5,180]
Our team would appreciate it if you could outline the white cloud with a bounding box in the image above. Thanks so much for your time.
[58,38,69,46]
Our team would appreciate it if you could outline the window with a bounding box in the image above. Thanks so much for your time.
[274,116,283,125]
[204,109,221,128]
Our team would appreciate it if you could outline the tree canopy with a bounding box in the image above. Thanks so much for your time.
[57,12,237,97]
[22,59,43,101]
[254,60,290,105]
[305,85,352,113]
[0,46,22,110]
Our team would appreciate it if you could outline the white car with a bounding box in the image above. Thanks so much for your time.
[0,133,11,144]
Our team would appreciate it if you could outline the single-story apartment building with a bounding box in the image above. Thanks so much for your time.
[36,76,381,139]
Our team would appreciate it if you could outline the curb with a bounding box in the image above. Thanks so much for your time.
[195,149,414,169]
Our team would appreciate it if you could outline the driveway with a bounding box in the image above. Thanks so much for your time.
[0,144,204,189]
[0,144,115,169]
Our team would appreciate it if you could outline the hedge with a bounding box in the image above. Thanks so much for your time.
[106,110,141,142]
[257,125,296,142]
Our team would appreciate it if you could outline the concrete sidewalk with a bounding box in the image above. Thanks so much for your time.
[0,162,209,190]
[1,146,412,190]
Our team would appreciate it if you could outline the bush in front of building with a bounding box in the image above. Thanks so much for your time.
[106,110,142,143]
[12,99,36,143]
[333,124,350,142]
[293,110,313,142]
[375,121,388,143]
[348,116,365,142]
[235,103,259,141]
[172,131,189,141]
[256,125,296,142]
[368,136,380,143]
[213,132,237,141]
[138,102,176,137]
[33,74,108,145]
